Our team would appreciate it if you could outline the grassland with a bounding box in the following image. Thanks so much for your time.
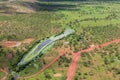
[0,0,120,80]
[75,43,120,80]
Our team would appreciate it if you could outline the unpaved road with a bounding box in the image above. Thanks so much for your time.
[66,39,120,80]
[0,68,8,75]
[18,46,69,79]
[18,39,120,80]
[19,56,60,79]
[18,52,65,79]
[0,68,8,80]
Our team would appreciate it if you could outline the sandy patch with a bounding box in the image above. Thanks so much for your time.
[22,38,35,44]
[1,38,35,48]
[1,41,21,48]
[54,73,62,77]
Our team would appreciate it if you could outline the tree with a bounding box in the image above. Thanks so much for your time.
[44,73,52,79]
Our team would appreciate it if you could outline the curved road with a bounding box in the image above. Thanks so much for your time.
[67,39,120,80]
[18,39,120,80]
[18,53,65,79]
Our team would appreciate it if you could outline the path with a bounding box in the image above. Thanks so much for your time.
[18,53,65,79]
[0,68,8,75]
[1,76,7,80]
[18,39,120,80]
[0,68,8,80]
[66,39,120,80]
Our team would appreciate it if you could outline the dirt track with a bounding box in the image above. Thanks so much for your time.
[19,56,60,79]
[1,38,34,48]
[0,68,8,75]
[18,39,120,80]
[66,39,120,80]
[18,46,68,79]
[0,68,8,80]
[19,53,65,79]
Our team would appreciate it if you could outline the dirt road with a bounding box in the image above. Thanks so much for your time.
[67,39,120,80]
[19,56,60,79]
[0,68,8,75]
[18,39,120,80]
[19,53,65,79]
[18,46,68,79]
[0,68,8,80]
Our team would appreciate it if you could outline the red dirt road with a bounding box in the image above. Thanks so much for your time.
[1,38,34,48]
[67,39,120,80]
[19,50,66,79]
[0,68,8,75]
[19,39,120,79]
[19,56,61,79]
[0,68,8,80]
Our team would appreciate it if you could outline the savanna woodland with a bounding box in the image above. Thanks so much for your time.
[0,0,120,80]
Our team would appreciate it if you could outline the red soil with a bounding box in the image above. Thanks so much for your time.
[66,39,120,80]
[1,76,7,80]
[22,38,35,44]
[0,68,8,80]
[19,55,63,79]
[19,46,69,79]
[1,41,21,48]
[19,39,120,79]
[0,68,8,75]
[1,38,34,48]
